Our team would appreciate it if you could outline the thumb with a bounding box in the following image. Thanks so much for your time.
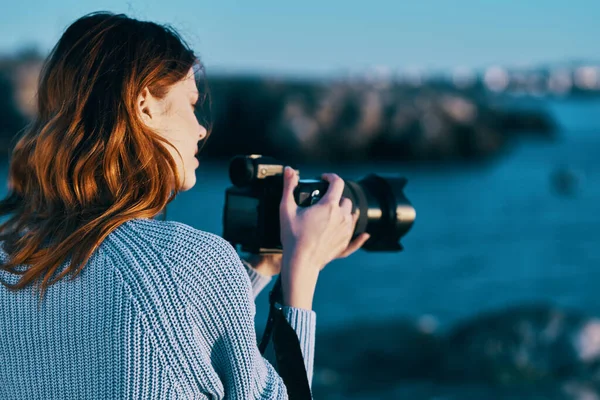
[280,166,299,216]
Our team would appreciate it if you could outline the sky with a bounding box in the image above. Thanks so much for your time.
[1,0,599,77]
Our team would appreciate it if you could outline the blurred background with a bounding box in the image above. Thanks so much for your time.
[2,1,600,398]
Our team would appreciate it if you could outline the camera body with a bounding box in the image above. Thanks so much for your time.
[223,155,416,254]
[222,155,320,253]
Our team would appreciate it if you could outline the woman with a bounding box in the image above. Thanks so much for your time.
[0,12,370,399]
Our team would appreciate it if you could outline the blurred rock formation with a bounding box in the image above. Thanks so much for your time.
[0,53,557,164]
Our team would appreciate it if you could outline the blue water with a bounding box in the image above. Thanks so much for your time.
[2,98,599,334]
[166,97,600,332]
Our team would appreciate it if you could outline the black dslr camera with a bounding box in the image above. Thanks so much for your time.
[222,155,416,254]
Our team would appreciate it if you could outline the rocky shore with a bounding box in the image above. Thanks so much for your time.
[312,303,600,399]
[0,56,557,163]
[202,75,557,163]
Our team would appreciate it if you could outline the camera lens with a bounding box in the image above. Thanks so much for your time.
[354,174,416,251]
[294,173,415,251]
[229,156,255,187]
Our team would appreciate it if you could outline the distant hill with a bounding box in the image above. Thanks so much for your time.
[0,53,558,163]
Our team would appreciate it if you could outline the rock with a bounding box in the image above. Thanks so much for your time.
[441,303,600,385]
[203,76,557,163]
[0,70,28,153]
[551,166,582,197]
[312,318,443,397]
[302,304,600,398]
[491,108,557,138]
[0,56,558,163]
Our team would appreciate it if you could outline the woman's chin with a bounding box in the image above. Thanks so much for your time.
[180,176,197,191]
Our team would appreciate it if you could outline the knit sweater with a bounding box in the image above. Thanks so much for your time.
[0,218,316,399]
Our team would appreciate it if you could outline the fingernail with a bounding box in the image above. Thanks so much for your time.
[284,166,291,177]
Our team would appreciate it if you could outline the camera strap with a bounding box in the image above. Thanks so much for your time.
[259,277,312,399]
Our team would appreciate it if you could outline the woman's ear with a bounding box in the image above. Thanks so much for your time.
[137,87,159,126]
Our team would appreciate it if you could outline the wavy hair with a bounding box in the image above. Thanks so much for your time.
[0,12,209,300]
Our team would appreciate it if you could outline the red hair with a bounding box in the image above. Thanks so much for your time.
[0,12,207,300]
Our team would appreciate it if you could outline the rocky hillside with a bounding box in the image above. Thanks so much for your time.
[0,54,557,163]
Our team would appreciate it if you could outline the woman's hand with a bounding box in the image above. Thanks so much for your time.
[241,230,369,277]
[278,167,370,309]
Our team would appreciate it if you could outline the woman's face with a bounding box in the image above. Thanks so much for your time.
[138,67,207,191]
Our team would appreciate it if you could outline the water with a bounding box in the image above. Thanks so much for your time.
[1,98,599,334]
[165,97,600,333]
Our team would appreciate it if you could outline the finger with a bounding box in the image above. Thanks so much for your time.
[351,209,360,227]
[338,233,370,258]
[339,197,353,216]
[320,173,345,204]
[280,166,299,216]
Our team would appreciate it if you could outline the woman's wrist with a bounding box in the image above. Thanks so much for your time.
[282,281,317,310]
[280,258,320,310]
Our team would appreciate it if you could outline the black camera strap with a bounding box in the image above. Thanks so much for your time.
[259,277,312,399]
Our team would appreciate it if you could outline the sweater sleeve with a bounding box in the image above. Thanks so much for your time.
[171,232,316,399]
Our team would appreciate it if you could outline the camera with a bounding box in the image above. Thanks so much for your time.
[222,154,416,254]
